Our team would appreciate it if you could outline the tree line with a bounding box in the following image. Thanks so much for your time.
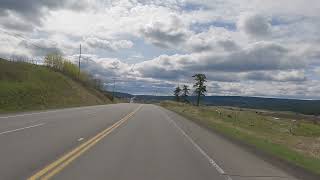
[173,74,207,106]
[44,53,104,92]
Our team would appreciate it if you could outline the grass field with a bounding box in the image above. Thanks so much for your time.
[161,101,320,175]
[0,59,112,113]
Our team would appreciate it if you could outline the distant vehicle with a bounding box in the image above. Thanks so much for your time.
[130,96,136,103]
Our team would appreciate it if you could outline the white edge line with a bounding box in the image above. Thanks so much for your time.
[0,111,61,119]
[0,105,108,119]
[162,111,233,180]
[0,123,45,135]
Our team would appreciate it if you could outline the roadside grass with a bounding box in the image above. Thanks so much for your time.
[0,59,112,113]
[160,101,320,175]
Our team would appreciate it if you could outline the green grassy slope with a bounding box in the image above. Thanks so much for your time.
[0,59,112,113]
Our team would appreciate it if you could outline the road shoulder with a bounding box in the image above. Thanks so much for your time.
[159,105,320,180]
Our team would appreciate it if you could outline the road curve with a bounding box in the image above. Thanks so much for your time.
[0,104,299,180]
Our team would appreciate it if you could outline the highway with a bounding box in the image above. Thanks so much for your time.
[0,103,298,180]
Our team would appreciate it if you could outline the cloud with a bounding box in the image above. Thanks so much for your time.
[238,14,272,38]
[0,0,90,20]
[139,14,190,48]
[136,41,305,82]
[0,0,94,35]
[66,54,177,95]
[203,42,304,72]
[68,54,137,79]
[252,0,320,17]
[84,37,133,52]
[245,70,306,82]
[24,39,62,56]
[0,34,63,58]
[186,27,241,52]
[0,12,34,32]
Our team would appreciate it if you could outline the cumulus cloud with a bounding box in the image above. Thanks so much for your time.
[0,13,34,32]
[84,37,133,51]
[251,0,320,17]
[245,70,306,82]
[0,0,91,23]
[0,34,63,59]
[20,39,62,57]
[238,14,272,38]
[186,27,241,52]
[204,42,304,72]
[136,41,305,82]
[139,14,190,48]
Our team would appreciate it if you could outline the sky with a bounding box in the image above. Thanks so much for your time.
[0,0,320,99]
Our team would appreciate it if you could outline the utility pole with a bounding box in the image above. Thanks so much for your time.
[78,44,81,79]
[112,78,116,102]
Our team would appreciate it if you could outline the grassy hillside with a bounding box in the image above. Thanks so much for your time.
[0,59,112,113]
[161,101,320,177]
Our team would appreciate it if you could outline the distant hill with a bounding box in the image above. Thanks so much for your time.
[135,95,174,103]
[113,92,134,98]
[133,95,320,115]
[200,96,320,115]
[0,59,112,113]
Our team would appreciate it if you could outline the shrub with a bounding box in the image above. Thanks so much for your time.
[44,53,104,92]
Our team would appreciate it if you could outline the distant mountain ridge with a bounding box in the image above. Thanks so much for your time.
[113,92,134,98]
[125,94,320,115]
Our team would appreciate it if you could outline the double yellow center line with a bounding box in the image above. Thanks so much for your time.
[28,105,143,180]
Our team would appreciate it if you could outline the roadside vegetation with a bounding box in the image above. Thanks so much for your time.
[44,53,105,91]
[161,101,320,175]
[168,73,320,175]
[174,73,207,106]
[0,57,112,113]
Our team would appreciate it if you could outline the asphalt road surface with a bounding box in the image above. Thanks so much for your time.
[0,104,299,180]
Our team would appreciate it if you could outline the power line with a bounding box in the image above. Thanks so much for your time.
[0,30,42,49]
[0,28,59,53]
[0,28,64,65]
